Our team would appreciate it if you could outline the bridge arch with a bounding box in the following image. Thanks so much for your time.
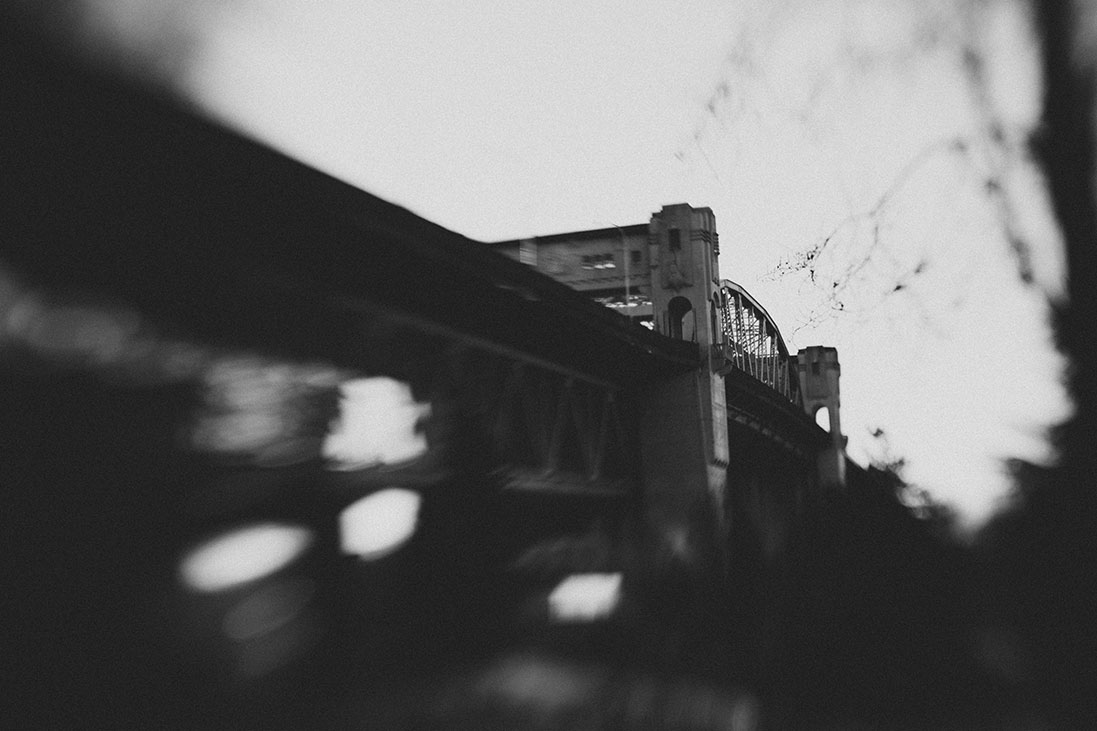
[715,280,800,406]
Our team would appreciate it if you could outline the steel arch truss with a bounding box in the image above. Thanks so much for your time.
[714,280,802,407]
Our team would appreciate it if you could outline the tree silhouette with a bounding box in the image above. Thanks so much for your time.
[975,2,1097,726]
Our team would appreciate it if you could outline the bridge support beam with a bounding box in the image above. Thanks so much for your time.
[638,367,730,567]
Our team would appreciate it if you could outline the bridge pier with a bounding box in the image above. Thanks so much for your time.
[797,346,846,490]
[638,369,730,567]
[635,204,732,569]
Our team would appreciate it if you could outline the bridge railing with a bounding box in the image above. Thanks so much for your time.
[715,280,802,406]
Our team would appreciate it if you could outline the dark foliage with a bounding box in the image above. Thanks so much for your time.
[725,462,999,727]
[965,2,1097,727]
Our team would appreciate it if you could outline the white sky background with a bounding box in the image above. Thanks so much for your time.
[83,0,1072,528]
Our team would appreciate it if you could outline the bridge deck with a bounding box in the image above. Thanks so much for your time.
[1,26,697,389]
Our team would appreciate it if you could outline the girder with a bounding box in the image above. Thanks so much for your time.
[721,368,825,458]
[478,358,639,497]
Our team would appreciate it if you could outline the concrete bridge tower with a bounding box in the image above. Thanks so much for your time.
[640,204,731,558]
[797,346,846,489]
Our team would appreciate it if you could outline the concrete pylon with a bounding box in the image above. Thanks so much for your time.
[640,205,730,565]
[796,346,846,489]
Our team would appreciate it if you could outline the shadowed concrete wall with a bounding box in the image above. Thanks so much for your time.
[638,369,727,566]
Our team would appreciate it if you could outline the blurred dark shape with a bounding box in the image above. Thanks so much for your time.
[7,3,1097,728]
[220,576,316,642]
[189,356,341,467]
[8,296,142,366]
[421,652,761,731]
[721,458,997,727]
[0,21,684,728]
[975,454,1097,728]
[1,0,231,89]
[968,1,1097,727]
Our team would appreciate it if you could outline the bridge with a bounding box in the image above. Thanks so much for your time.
[3,23,850,728]
[490,208,847,548]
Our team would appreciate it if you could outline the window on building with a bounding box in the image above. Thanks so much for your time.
[581,253,616,270]
[630,250,642,265]
[668,228,681,251]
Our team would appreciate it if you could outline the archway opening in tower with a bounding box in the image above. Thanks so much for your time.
[667,296,693,341]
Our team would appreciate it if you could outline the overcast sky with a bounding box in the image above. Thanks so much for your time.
[78,0,1071,528]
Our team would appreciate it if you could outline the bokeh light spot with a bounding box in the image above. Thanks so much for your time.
[323,377,430,470]
[179,523,313,593]
[547,572,623,623]
[338,488,421,560]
